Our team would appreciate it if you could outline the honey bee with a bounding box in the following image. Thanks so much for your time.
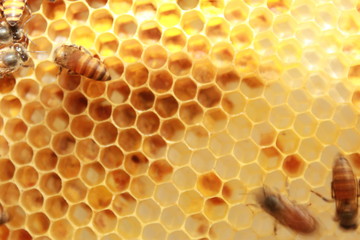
[256,186,318,234]
[312,154,359,230]
[54,44,111,81]
[1,0,27,27]
[0,42,28,75]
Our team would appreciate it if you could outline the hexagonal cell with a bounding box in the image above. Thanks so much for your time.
[227,115,252,141]
[81,162,105,186]
[337,129,360,152]
[138,20,162,44]
[104,56,124,80]
[114,14,137,38]
[277,39,302,63]
[160,118,185,141]
[63,91,88,115]
[249,7,273,32]
[179,102,203,125]
[181,10,205,35]
[4,118,27,141]
[267,0,291,14]
[233,139,259,164]
[263,82,288,106]
[215,67,240,91]
[90,9,113,32]
[155,183,179,207]
[192,58,216,83]
[89,98,112,121]
[173,78,196,101]
[68,202,92,226]
[130,87,155,111]
[230,24,253,50]
[0,136,8,158]
[316,121,339,145]
[167,143,191,166]
[0,95,21,118]
[160,206,185,231]
[42,0,65,19]
[302,48,324,71]
[0,74,15,94]
[119,39,143,63]
[28,37,52,60]
[130,175,155,199]
[149,70,173,93]
[282,154,306,178]
[272,14,297,39]
[113,104,136,128]
[57,155,80,180]
[198,86,222,108]
[288,89,312,112]
[9,229,32,240]
[190,149,216,173]
[187,34,211,59]
[112,192,137,216]
[22,101,45,124]
[74,228,96,240]
[311,98,334,119]
[269,105,295,129]
[215,155,241,180]
[15,166,38,188]
[39,172,61,195]
[197,172,222,197]
[178,190,204,214]
[101,233,122,240]
[222,92,246,116]
[239,163,264,187]
[82,78,106,99]
[10,142,33,165]
[184,213,209,238]
[27,212,50,235]
[295,22,319,46]
[94,122,118,145]
[124,63,148,87]
[245,99,271,123]
[172,166,196,191]
[24,14,47,37]
[46,108,69,132]
[76,139,99,162]
[21,189,43,212]
[50,219,73,240]
[0,159,14,181]
[253,32,278,58]
[276,129,300,154]
[333,105,357,128]
[117,216,141,238]
[93,210,117,234]
[298,137,323,161]
[70,115,94,138]
[209,131,235,157]
[162,28,186,52]
[339,10,360,34]
[106,81,130,104]
[148,159,173,183]
[184,126,209,149]
[157,3,181,27]
[257,147,282,171]
[106,169,130,193]
[168,52,192,76]
[40,84,63,108]
[45,196,68,219]
[124,152,149,176]
[16,79,38,101]
[48,19,70,43]
[143,135,167,159]
[118,128,142,152]
[142,223,167,240]
[66,1,89,25]
[305,72,330,96]
[100,145,124,169]
[63,178,87,203]
[293,113,317,137]
[203,197,228,221]
[251,122,276,146]
[224,0,249,23]
[304,162,328,187]
[234,49,260,74]
[239,74,264,98]
[0,182,19,205]
[205,17,230,42]
[88,185,112,209]
[136,198,161,223]
[143,45,168,69]
[202,108,227,133]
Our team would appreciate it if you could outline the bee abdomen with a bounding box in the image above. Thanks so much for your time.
[76,54,110,81]
[3,0,25,26]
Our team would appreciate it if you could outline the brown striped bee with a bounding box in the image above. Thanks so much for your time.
[0,42,28,75]
[312,154,359,230]
[54,44,111,81]
[256,186,318,234]
[1,0,27,27]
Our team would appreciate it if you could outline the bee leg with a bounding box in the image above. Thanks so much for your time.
[273,221,278,235]
[310,190,333,202]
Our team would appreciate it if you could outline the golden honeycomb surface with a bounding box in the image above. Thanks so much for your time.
[1,0,360,239]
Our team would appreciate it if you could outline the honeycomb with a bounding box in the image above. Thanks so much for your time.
[1,0,360,239]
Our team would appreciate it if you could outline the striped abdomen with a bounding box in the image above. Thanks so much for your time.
[332,156,357,201]
[2,0,26,26]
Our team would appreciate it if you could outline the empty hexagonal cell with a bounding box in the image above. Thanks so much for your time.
[114,14,137,38]
[142,223,167,240]
[136,198,161,223]
[45,196,68,219]
[205,17,229,42]
[210,42,234,67]
[100,145,124,169]
[269,105,295,129]
[21,189,43,212]
[81,162,105,186]
[70,115,94,138]
[130,175,155,199]
[106,169,130,192]
[298,137,323,161]
[104,57,124,80]
[160,205,185,230]
[200,0,224,14]
[227,115,252,141]
[107,81,130,104]
[192,58,216,83]
[210,222,236,240]
[222,92,246,115]
[48,19,70,43]
[189,149,215,174]
[0,182,19,205]
[277,39,302,63]
[89,98,112,121]
[76,139,99,162]
[119,39,143,63]
[187,34,211,59]
[63,178,87,203]
[209,132,235,157]
[272,14,297,39]
[149,70,173,93]
[94,122,117,145]
[184,126,209,149]
[57,155,80,179]
[240,74,264,98]
[288,88,312,112]
[4,118,27,141]
[179,190,204,214]
[245,99,271,123]
[143,45,168,69]
[160,118,185,141]
[0,74,15,94]
[46,108,69,132]
[69,203,92,226]
[251,122,276,146]
[70,26,96,48]
[28,37,52,60]
[202,108,227,133]
[282,154,306,178]
[179,102,203,125]
[138,20,162,44]
[64,91,88,115]
[124,152,149,176]
[257,147,282,171]
[155,183,179,207]
[118,128,142,152]
[66,1,89,25]
[143,135,167,158]
[82,78,106,99]
[239,163,264,187]
[204,197,228,221]
[10,142,33,165]
[197,172,222,197]
[40,84,63,108]
[316,121,339,145]
[130,88,155,111]
[27,212,50,235]
[290,0,314,21]
[22,101,45,124]
[181,10,205,35]
[224,0,249,23]
[16,79,38,101]
[173,78,196,101]
[184,213,209,238]
[276,129,300,154]
[0,159,14,181]
[96,33,119,56]
[162,28,186,52]
[24,13,47,37]
[88,185,112,209]
[172,166,196,190]
[293,113,318,137]
[52,131,76,155]
[113,104,136,128]
[157,3,180,27]
[230,24,253,52]
[263,82,288,106]
[295,22,319,46]
[15,166,38,188]
[198,86,222,108]
[112,192,137,216]
[249,7,273,32]
[93,210,117,234]
[216,67,240,91]
[50,219,73,240]
[306,72,330,96]
[0,95,21,118]
[90,9,113,33]
[149,160,173,183]
[124,63,148,87]
[233,139,259,164]
[304,162,328,187]
[339,10,360,34]
[117,216,141,238]
[74,228,96,240]
[337,129,360,152]
[39,172,61,195]
[234,49,260,74]
[333,105,357,128]
[215,155,241,180]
